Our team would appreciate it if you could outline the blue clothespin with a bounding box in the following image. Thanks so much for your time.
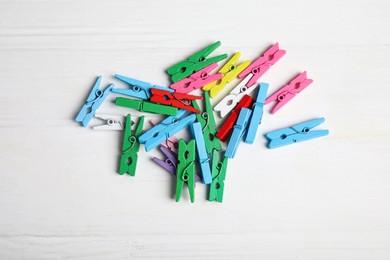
[265,118,329,149]
[245,83,269,144]
[112,74,173,100]
[75,76,114,127]
[190,122,212,184]
[225,108,252,158]
[138,109,196,152]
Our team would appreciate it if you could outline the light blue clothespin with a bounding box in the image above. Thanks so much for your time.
[112,74,173,100]
[245,83,269,144]
[265,117,329,149]
[75,76,114,127]
[225,108,252,158]
[190,122,212,184]
[138,110,196,152]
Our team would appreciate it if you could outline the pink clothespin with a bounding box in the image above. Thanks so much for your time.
[238,42,286,87]
[149,119,179,153]
[170,63,222,94]
[265,71,313,114]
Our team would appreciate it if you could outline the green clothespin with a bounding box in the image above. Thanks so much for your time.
[192,91,222,154]
[176,139,196,203]
[116,97,178,116]
[167,41,228,82]
[119,114,144,176]
[209,150,228,203]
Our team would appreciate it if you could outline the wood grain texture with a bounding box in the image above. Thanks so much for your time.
[0,0,389,259]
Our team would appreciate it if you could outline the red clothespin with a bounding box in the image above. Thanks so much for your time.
[238,42,286,87]
[216,95,253,142]
[265,71,313,114]
[170,63,222,94]
[149,88,203,113]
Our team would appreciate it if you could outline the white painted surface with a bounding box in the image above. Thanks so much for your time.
[0,0,389,259]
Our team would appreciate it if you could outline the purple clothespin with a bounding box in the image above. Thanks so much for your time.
[153,146,201,181]
[150,119,179,153]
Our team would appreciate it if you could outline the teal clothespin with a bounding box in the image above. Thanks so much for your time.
[192,91,222,154]
[209,150,228,203]
[176,139,196,203]
[167,41,228,82]
[119,114,145,176]
[116,97,178,116]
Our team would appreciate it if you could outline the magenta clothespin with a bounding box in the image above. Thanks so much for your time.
[150,119,179,153]
[170,63,222,94]
[238,42,286,87]
[265,71,313,114]
[153,146,201,181]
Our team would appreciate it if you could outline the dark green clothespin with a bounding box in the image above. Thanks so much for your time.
[176,139,196,203]
[209,150,228,203]
[167,41,228,82]
[119,114,144,176]
[192,91,222,154]
[116,97,178,116]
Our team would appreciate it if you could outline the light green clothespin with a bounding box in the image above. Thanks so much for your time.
[192,91,222,154]
[209,150,228,203]
[119,114,144,176]
[116,97,178,116]
[176,139,196,203]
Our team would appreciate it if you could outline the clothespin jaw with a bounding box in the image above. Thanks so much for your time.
[225,108,252,158]
[216,94,253,142]
[149,88,203,113]
[238,43,286,87]
[265,117,329,149]
[167,41,228,82]
[115,97,178,116]
[203,52,251,98]
[214,74,259,118]
[119,115,145,176]
[244,83,269,144]
[138,110,196,152]
[192,92,222,153]
[209,150,228,203]
[170,63,222,94]
[176,139,196,203]
[190,122,212,184]
[149,120,179,153]
[153,145,178,175]
[265,71,313,114]
[112,74,173,100]
[92,113,125,130]
[75,76,114,127]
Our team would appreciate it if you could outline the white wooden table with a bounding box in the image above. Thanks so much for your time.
[0,0,389,259]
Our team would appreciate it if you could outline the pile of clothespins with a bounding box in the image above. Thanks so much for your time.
[74,41,329,203]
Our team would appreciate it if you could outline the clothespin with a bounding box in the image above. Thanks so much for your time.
[150,119,179,153]
[244,83,269,144]
[265,71,313,114]
[190,122,212,184]
[112,74,173,100]
[225,108,252,158]
[139,109,196,152]
[238,43,286,87]
[216,95,253,142]
[153,145,201,181]
[92,113,124,130]
[209,150,228,203]
[265,118,329,149]
[192,92,222,153]
[214,74,259,118]
[167,41,228,82]
[170,63,222,94]
[75,76,114,127]
[149,88,202,113]
[176,139,196,203]
[115,97,178,116]
[119,114,145,176]
[203,52,250,98]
